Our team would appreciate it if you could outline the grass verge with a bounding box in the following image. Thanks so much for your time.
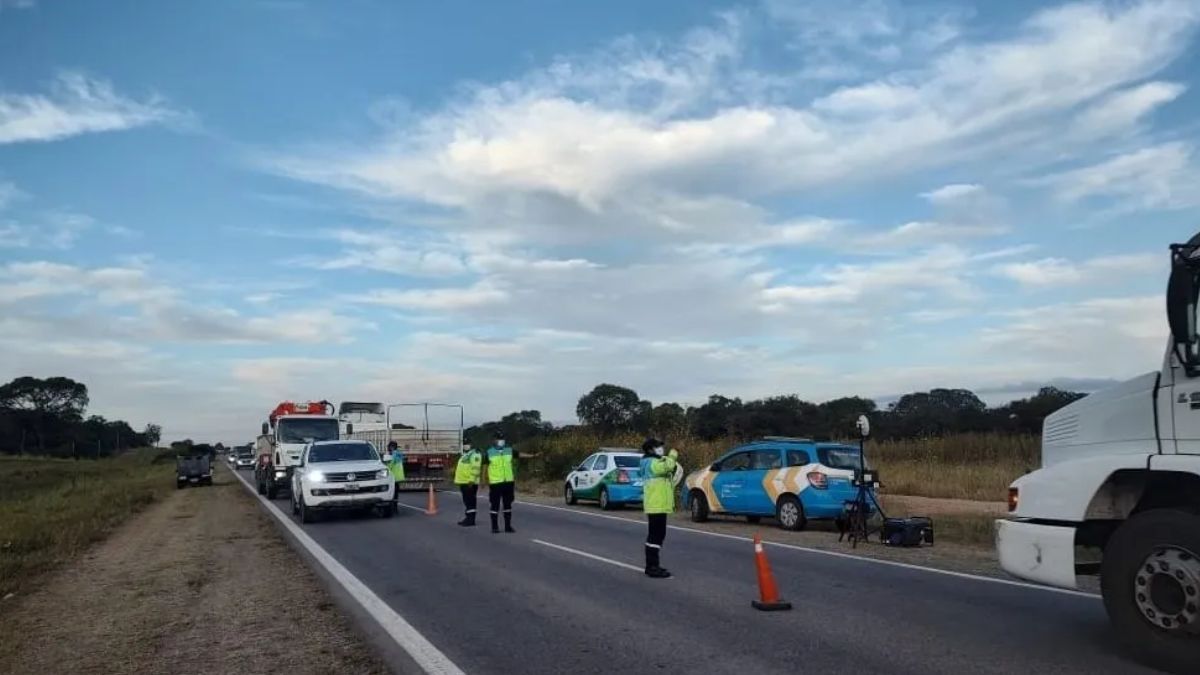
[0,449,175,598]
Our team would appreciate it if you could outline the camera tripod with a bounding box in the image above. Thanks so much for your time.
[838,437,885,548]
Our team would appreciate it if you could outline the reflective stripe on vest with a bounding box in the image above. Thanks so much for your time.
[487,446,514,483]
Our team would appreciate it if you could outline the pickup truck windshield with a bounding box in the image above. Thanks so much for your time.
[278,418,339,444]
[308,443,378,463]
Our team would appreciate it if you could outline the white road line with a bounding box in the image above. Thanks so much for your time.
[512,499,1101,600]
[532,539,645,573]
[229,470,466,675]
[397,502,430,513]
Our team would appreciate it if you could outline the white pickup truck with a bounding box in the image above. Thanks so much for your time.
[290,440,397,523]
[996,231,1200,673]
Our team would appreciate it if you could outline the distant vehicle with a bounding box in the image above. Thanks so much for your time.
[176,453,213,489]
[681,438,868,530]
[290,440,396,523]
[997,230,1200,672]
[564,449,645,510]
[340,401,463,491]
[255,400,338,499]
[234,445,255,470]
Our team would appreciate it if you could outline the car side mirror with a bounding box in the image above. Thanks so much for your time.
[709,462,721,471]
[577,464,587,471]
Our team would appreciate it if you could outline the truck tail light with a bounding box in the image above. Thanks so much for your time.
[617,470,630,484]
[807,471,828,489]
[1007,488,1019,512]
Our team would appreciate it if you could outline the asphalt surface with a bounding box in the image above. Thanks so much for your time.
[236,472,1161,675]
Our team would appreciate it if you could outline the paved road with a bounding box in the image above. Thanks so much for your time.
[236,473,1159,675]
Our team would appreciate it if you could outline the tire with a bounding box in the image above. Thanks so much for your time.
[266,481,278,500]
[291,494,299,515]
[689,490,710,523]
[565,484,577,505]
[776,495,806,531]
[256,475,266,495]
[599,487,614,511]
[381,502,396,519]
[299,494,315,524]
[176,481,185,490]
[747,515,762,524]
[1100,509,1200,674]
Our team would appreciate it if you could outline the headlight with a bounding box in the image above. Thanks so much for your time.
[274,470,287,478]
[308,470,325,483]
[377,469,389,479]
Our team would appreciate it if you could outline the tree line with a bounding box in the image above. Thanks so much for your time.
[464,383,1086,448]
[0,376,162,457]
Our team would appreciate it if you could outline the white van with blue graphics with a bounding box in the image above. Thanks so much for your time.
[682,437,868,530]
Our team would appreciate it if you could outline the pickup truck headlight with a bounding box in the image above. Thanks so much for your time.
[274,470,287,479]
[376,469,389,480]
[308,470,325,483]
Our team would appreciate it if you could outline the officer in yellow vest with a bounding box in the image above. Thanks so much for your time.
[454,444,482,527]
[482,432,519,533]
[639,437,679,578]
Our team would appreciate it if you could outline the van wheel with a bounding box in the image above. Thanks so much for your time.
[565,484,577,505]
[776,495,806,531]
[599,487,614,511]
[1101,510,1200,674]
[690,491,710,522]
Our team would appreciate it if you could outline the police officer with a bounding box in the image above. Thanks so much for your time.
[482,432,518,533]
[454,444,482,526]
[640,437,678,578]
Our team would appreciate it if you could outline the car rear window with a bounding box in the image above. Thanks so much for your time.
[785,449,810,466]
[614,456,641,468]
[817,446,862,470]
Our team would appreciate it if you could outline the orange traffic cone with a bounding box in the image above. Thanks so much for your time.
[425,483,438,515]
[751,534,792,611]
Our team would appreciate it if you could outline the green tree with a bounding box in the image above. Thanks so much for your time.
[576,384,643,435]
[143,423,162,447]
[0,376,89,454]
[647,402,687,438]
[688,395,743,440]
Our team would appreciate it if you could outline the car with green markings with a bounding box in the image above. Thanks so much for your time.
[563,449,644,510]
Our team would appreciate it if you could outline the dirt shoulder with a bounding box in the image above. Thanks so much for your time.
[0,465,387,675]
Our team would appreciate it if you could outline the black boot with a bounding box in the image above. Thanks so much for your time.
[490,513,500,533]
[644,545,670,578]
[458,512,476,527]
[503,512,515,533]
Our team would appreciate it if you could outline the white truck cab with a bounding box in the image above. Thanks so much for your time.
[997,232,1200,673]
[290,440,396,523]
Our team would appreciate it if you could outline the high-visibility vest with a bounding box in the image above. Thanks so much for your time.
[640,452,678,514]
[486,446,514,484]
[455,450,481,485]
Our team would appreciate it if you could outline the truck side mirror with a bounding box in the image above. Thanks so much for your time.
[1168,236,1200,375]
[261,422,269,436]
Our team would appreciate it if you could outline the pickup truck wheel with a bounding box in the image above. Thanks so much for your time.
[291,494,299,515]
[299,494,315,524]
[256,476,266,495]
[176,481,185,490]
[776,495,806,531]
[381,502,396,519]
[266,482,278,500]
[689,490,710,523]
[565,484,577,505]
[1101,509,1200,674]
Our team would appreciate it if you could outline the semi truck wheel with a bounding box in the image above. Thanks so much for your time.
[1101,509,1200,674]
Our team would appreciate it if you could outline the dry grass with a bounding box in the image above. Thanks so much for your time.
[0,449,174,597]
[517,431,1038,502]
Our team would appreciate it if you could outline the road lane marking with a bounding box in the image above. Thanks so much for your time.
[397,502,429,513]
[511,499,1101,600]
[230,469,466,675]
[532,539,645,573]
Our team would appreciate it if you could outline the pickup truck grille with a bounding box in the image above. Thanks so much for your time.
[323,471,380,482]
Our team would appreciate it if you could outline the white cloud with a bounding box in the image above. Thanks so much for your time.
[855,220,1007,248]
[0,72,179,144]
[1072,80,1185,138]
[356,281,509,311]
[995,253,1161,287]
[1034,141,1200,211]
[0,0,35,11]
[921,183,981,204]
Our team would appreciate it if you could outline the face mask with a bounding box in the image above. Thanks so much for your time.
[497,440,506,447]
[654,446,665,457]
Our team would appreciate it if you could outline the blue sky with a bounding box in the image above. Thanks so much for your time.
[1,0,1198,442]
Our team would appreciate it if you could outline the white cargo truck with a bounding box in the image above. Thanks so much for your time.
[997,232,1200,673]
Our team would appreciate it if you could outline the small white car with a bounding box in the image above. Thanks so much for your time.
[290,440,396,523]
[564,448,646,510]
